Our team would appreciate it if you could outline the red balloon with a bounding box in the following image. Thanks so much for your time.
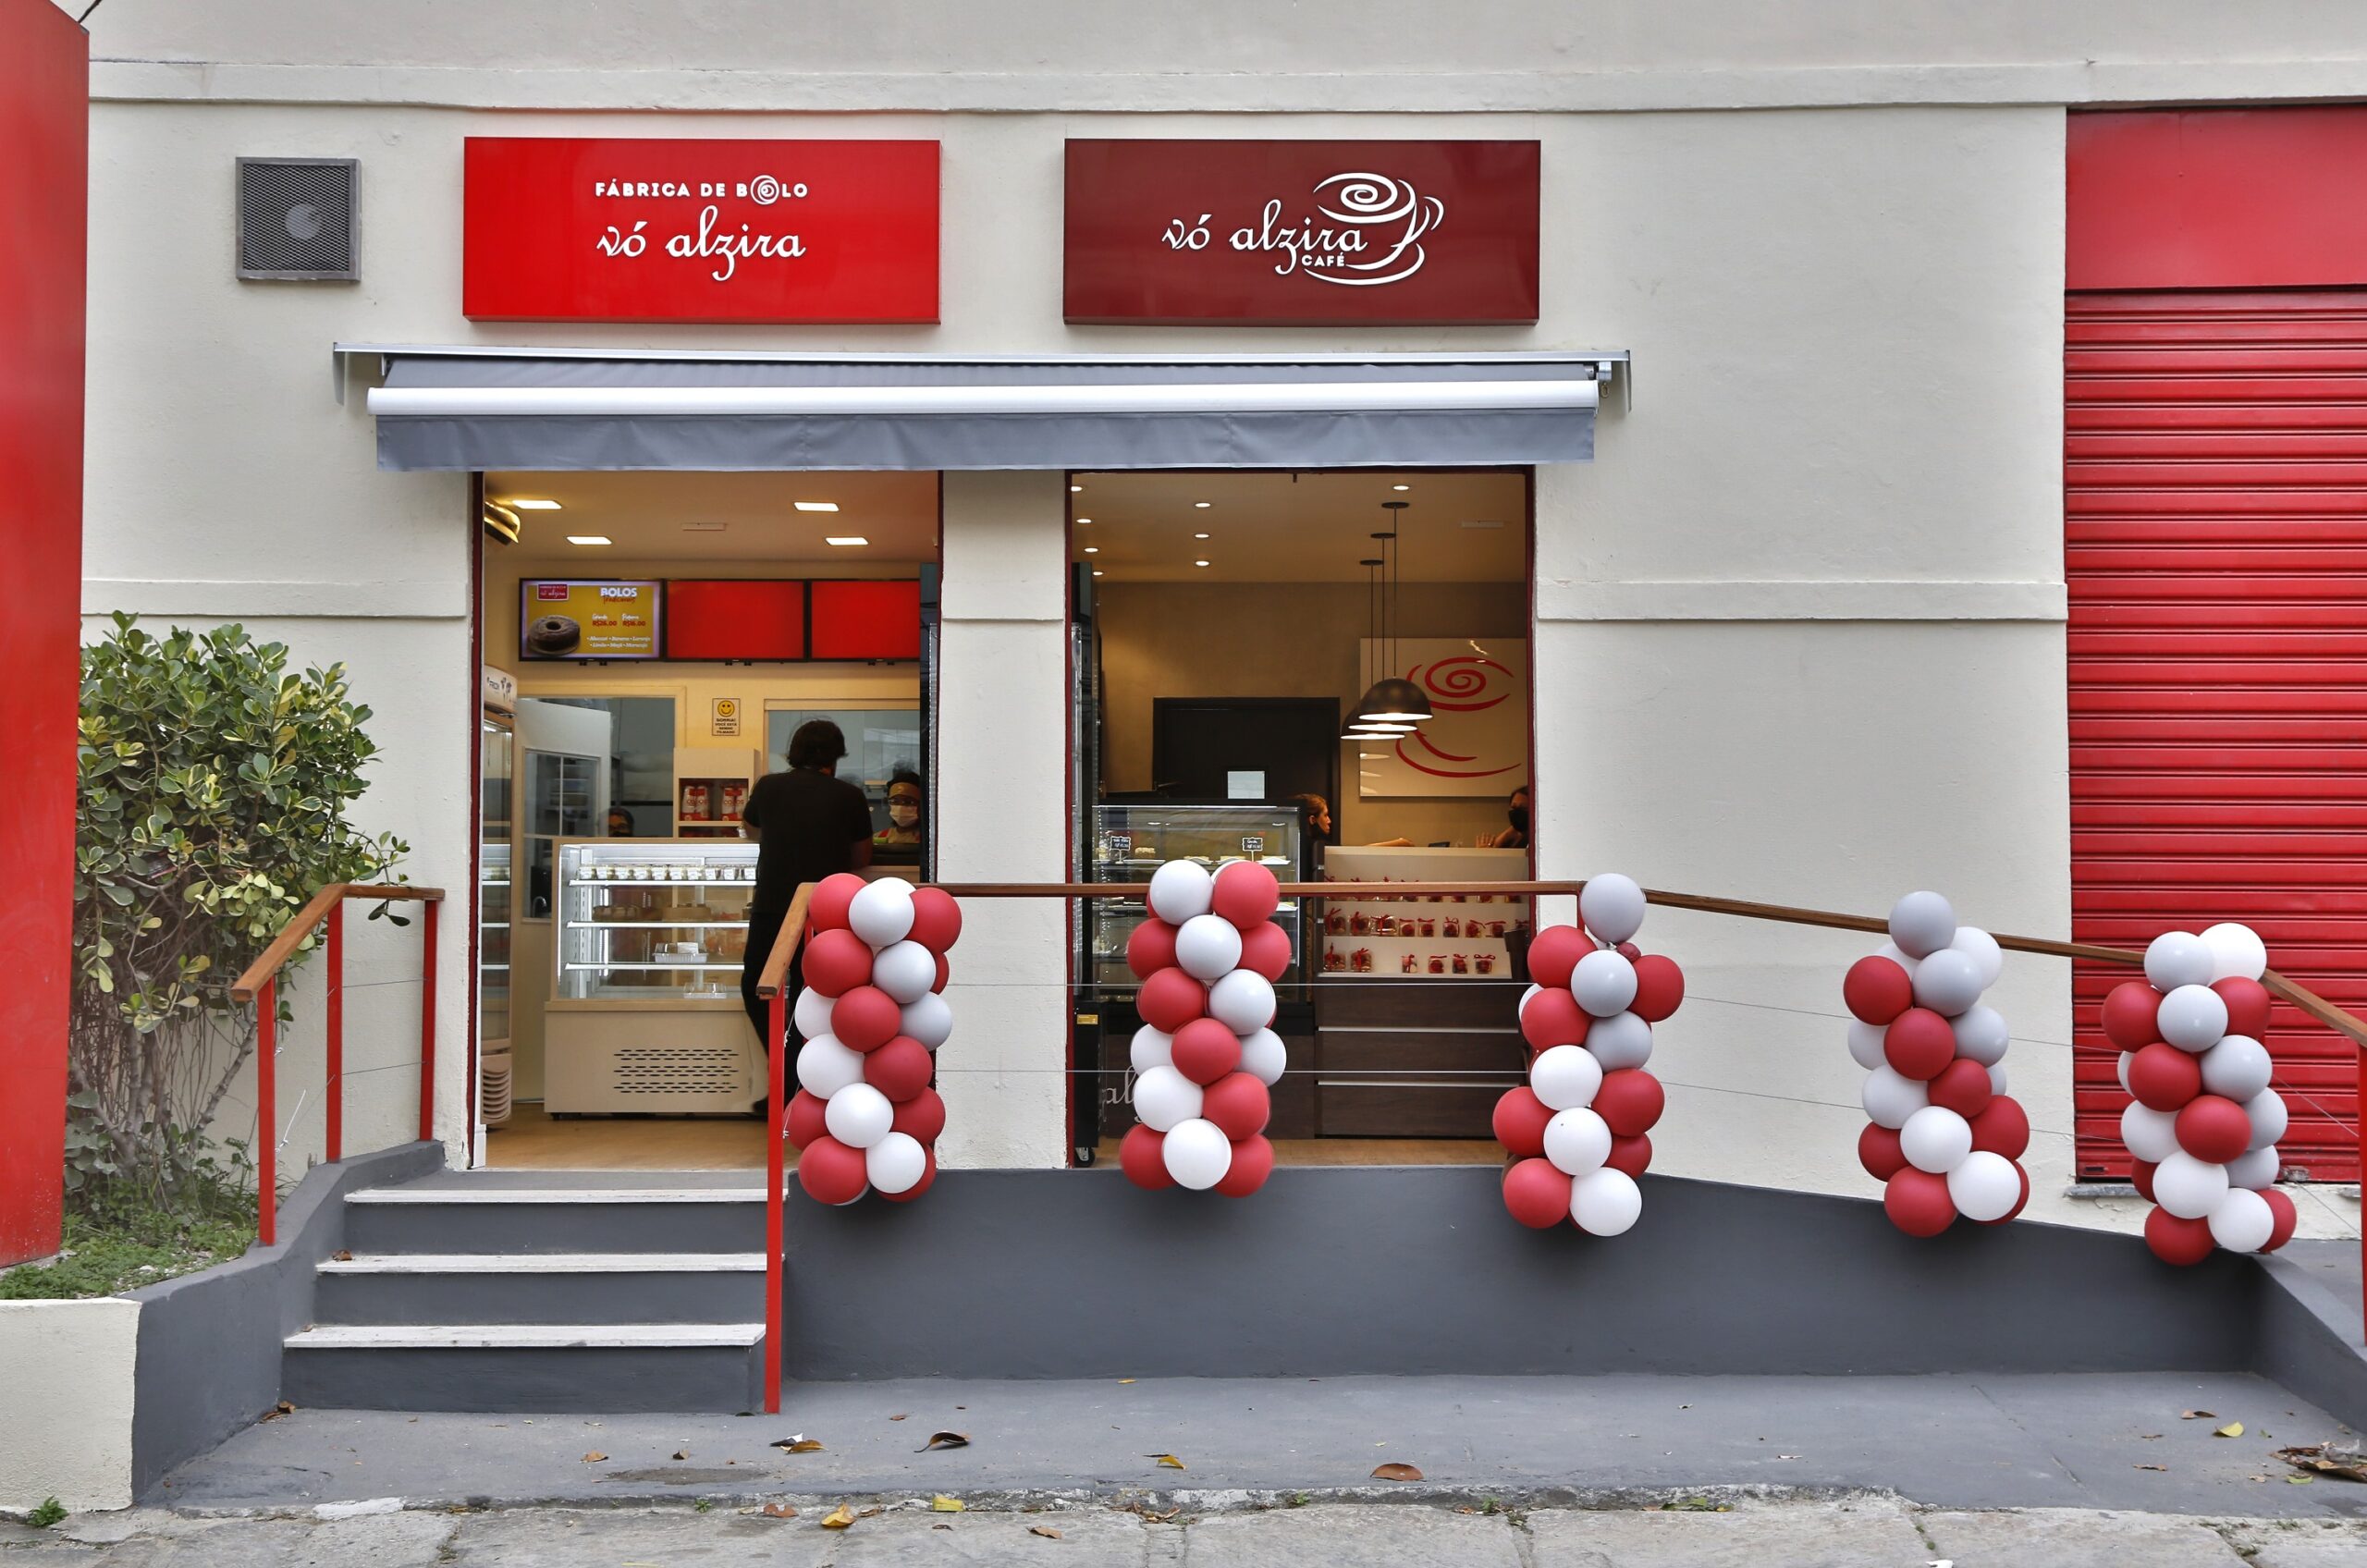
[1214,1133,1276,1197]
[879,1145,937,1204]
[1883,1009,1956,1081]
[2102,980,2165,1051]
[1491,1085,1553,1158]
[1595,1069,1665,1137]
[1858,1121,1907,1182]
[1171,1017,1245,1085]
[933,950,950,994]
[1211,860,1282,930]
[808,872,866,934]
[2145,1206,2216,1266]
[1606,1132,1653,1179]
[1201,1072,1271,1140]
[2262,1186,2299,1252]
[1237,921,1292,983]
[1502,1158,1573,1229]
[2128,1041,2202,1112]
[801,928,874,998]
[1883,1168,1956,1237]
[863,1036,935,1102]
[2175,1094,2252,1164]
[1520,987,1591,1051]
[1844,956,1914,1026]
[1527,926,1589,990]
[1127,919,1180,981]
[1928,1057,1995,1119]
[1968,1096,2030,1161]
[1975,1164,2030,1226]
[1614,941,1642,962]
[830,986,901,1052]
[2213,976,2272,1041]
[795,1135,868,1205]
[906,886,963,953]
[1137,967,1208,1035]
[892,1085,946,1145]
[785,1090,829,1151]
[1629,954,1686,1023]
[2131,1158,2158,1202]
[1119,1124,1172,1190]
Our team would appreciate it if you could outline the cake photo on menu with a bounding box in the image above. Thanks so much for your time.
[526,614,582,656]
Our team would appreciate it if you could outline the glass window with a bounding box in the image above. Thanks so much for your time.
[764,706,923,835]
[545,695,676,839]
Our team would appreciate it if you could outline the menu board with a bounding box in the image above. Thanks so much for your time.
[520,581,663,660]
[666,580,806,661]
[810,580,922,660]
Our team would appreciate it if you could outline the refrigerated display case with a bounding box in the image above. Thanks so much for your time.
[1085,804,1305,989]
[479,710,514,1130]
[1315,846,1529,980]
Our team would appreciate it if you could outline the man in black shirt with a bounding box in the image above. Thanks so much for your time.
[740,719,875,1060]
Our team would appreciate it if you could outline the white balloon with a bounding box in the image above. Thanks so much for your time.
[1951,1005,2010,1067]
[2121,1102,2180,1163]
[1911,949,1985,1019]
[1578,873,1648,945]
[2199,1035,2273,1102]
[1874,940,1922,980]
[1131,1064,1203,1133]
[1129,1025,1174,1074]
[2116,1050,2136,1095]
[795,1035,866,1098]
[2144,931,2214,993]
[2208,1187,2275,1254]
[900,991,953,1050]
[1846,1019,1889,1072]
[848,876,917,949]
[1147,860,1214,925]
[1542,1106,1613,1176]
[1161,1118,1233,1190]
[1239,1027,1287,1086]
[824,1083,894,1150]
[1531,1044,1605,1112]
[1862,1065,1930,1130]
[1208,969,1277,1034]
[2244,1088,2288,1152]
[1587,1012,1654,1072]
[1570,1167,1643,1237]
[792,986,838,1041]
[2156,985,2230,1052]
[1947,1150,2023,1222]
[2226,1144,2280,1192]
[1986,1062,2010,1097]
[1571,949,1639,1019]
[1174,913,1245,982]
[869,939,938,1005]
[865,1131,927,1194]
[2153,1150,2230,1221]
[1888,891,1957,959]
[1948,926,2005,990]
[1901,1105,1974,1175]
[2200,922,2269,984]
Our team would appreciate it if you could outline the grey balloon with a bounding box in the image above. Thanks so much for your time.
[1587,1011,1654,1071]
[1887,890,1957,959]
[2199,1035,2273,1102]
[1949,1004,2010,1067]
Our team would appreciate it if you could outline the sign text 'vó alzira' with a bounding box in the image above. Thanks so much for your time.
[1062,141,1540,325]
[463,138,938,323]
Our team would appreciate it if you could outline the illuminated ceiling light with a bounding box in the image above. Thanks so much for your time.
[1092,569,1105,577]
[794,500,840,512]
[565,534,612,545]
[1194,532,1210,539]
[825,535,869,546]
[509,497,562,510]
[1071,484,1084,493]
[1082,545,1098,554]
[1075,517,1093,525]
[1391,484,1411,492]
[1194,559,1211,568]
[1194,500,1212,508]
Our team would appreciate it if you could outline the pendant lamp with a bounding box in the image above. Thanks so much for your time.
[1342,554,1396,739]
[1351,500,1433,724]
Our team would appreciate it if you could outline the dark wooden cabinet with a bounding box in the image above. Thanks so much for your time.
[1314,979,1524,1139]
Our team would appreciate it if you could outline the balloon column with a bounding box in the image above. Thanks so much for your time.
[1843,892,2030,1235]
[1493,873,1677,1238]
[785,874,962,1206]
[1120,858,1291,1195]
[2107,924,2298,1265]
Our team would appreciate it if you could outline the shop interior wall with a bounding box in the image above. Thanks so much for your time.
[1095,580,1527,850]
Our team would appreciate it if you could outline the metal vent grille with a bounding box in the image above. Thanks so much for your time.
[237,158,357,280]
[612,1046,744,1096]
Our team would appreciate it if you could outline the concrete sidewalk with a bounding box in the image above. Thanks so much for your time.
[153,1371,2367,1519]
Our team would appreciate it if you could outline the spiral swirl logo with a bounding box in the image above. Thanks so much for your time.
[1315,172,1417,227]
[749,174,783,206]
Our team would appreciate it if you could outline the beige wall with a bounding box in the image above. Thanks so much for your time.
[0,1300,138,1512]
[1097,580,1527,849]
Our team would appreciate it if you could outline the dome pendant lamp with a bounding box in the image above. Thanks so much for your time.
[1343,555,1400,739]
[1351,500,1432,725]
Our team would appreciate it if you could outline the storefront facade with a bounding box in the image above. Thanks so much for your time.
[69,4,2367,1223]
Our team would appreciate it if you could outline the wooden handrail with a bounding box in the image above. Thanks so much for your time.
[754,881,817,998]
[231,882,445,1002]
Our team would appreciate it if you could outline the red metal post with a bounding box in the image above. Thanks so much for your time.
[256,977,276,1246]
[2358,1042,2364,1344]
[766,988,787,1414]
[419,899,439,1145]
[324,904,343,1164]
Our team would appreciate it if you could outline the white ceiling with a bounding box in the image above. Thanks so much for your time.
[487,471,940,569]
[1069,470,1528,583]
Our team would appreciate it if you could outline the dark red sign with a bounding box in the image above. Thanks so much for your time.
[464,138,938,323]
[811,582,922,661]
[1063,141,1539,325]
[666,581,807,662]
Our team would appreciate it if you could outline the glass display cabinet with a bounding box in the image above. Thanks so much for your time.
[1085,804,1304,990]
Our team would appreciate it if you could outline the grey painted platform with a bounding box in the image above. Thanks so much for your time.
[153,1372,2367,1518]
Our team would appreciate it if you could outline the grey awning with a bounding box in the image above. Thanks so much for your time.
[349,348,1617,472]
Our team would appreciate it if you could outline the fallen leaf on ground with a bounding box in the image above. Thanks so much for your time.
[758,1503,796,1518]
[1371,1463,1424,1482]
[858,1506,882,1519]
[933,1523,952,1530]
[671,1451,690,1461]
[820,1504,854,1528]
[2139,1433,2163,1440]
[889,1414,908,1422]
[919,1431,971,1452]
[582,1452,607,1464]
[331,1250,352,1262]
[2290,1475,2317,1485]
[2215,1422,2246,1439]
[769,1437,825,1453]
[1030,1525,1063,1538]
[1149,1453,1186,1470]
[2180,1409,2215,1420]
[1118,1378,1137,1385]
[2275,1444,2367,1482]
[2135,1464,2168,1472]
[931,1495,964,1513]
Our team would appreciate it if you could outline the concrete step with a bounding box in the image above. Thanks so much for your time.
[313,1253,767,1326]
[342,1185,767,1255]
[280,1323,767,1413]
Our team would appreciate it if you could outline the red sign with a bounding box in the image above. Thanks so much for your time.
[667,581,807,662]
[1063,141,1539,325]
[463,138,938,323]
[811,582,922,661]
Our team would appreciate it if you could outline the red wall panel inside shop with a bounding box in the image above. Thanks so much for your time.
[667,580,807,661]
[810,581,922,661]
[0,0,87,1265]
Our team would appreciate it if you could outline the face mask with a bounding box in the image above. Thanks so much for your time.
[1507,806,1529,833]
[889,804,920,828]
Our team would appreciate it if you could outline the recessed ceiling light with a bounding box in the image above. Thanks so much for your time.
[565,534,611,545]
[1391,484,1411,492]
[825,535,869,546]
[1082,545,1098,554]
[1194,559,1211,568]
[1194,501,1212,508]
[1071,484,1084,493]
[794,501,840,512]
[1092,569,1104,577]
[1075,517,1093,525]
[510,498,562,510]
[1193,532,1210,539]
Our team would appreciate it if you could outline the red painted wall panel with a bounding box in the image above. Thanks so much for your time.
[0,0,87,1265]
[809,581,921,661]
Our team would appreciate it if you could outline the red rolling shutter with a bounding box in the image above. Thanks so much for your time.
[2067,289,2367,1182]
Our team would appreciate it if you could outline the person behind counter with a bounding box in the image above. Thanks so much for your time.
[1490,785,1531,850]
[876,767,926,846]
[740,719,874,1109]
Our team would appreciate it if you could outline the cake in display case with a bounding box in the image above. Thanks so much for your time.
[1086,804,1304,989]
[1316,846,1529,980]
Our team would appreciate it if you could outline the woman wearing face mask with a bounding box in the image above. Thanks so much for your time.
[1490,784,1531,850]
[875,767,926,846]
